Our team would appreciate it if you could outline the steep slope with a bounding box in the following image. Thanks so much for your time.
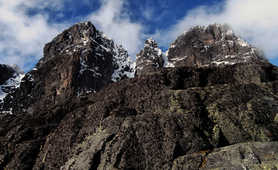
[0,22,133,115]
[0,23,278,170]
[167,24,267,67]
[135,38,164,76]
[0,64,24,114]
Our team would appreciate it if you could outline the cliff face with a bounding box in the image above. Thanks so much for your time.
[135,38,164,76]
[1,23,278,170]
[0,22,133,115]
[167,24,267,67]
[0,64,24,114]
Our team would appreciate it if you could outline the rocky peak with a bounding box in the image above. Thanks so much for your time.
[135,38,164,76]
[0,64,24,101]
[0,21,133,115]
[167,24,268,67]
[0,64,17,85]
[1,22,278,170]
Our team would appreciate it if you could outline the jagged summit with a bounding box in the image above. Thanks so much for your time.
[135,38,164,76]
[0,21,133,115]
[166,24,268,67]
[135,24,269,76]
[1,22,278,170]
[0,64,24,113]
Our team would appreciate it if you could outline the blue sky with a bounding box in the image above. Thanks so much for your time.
[0,0,278,71]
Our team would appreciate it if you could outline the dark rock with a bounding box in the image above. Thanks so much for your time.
[0,23,278,170]
[167,24,268,67]
[135,38,164,76]
[0,64,16,85]
[0,64,24,113]
[0,21,133,115]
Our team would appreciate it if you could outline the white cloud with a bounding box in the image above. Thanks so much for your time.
[0,0,67,71]
[154,0,278,58]
[88,0,144,58]
[0,0,144,71]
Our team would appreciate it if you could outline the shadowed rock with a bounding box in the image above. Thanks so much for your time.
[0,23,278,170]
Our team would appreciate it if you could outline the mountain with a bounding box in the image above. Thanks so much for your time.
[135,38,164,76]
[0,22,133,115]
[0,64,24,114]
[167,24,267,67]
[1,23,278,170]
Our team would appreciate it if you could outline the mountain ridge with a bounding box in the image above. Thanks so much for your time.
[0,22,278,170]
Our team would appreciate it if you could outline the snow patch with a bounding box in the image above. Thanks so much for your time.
[163,51,174,68]
[237,38,249,47]
[212,61,235,65]
[0,72,25,105]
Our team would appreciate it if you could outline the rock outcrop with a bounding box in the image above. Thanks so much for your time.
[167,24,267,67]
[135,38,164,76]
[0,23,278,170]
[0,22,133,115]
[172,142,278,170]
[0,64,24,114]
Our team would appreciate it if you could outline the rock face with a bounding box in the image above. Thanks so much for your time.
[0,22,133,115]
[172,142,278,170]
[0,64,16,85]
[167,24,267,67]
[1,23,278,170]
[0,64,24,113]
[135,38,164,76]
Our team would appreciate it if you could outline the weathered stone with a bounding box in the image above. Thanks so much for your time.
[167,24,267,67]
[0,23,278,170]
[172,142,278,170]
[135,38,164,76]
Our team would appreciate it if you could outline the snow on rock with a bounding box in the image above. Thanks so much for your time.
[163,50,175,68]
[111,44,134,82]
[166,23,268,67]
[135,38,164,76]
[0,71,24,106]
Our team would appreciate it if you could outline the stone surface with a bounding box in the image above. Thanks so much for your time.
[0,23,278,170]
[167,24,268,67]
[0,64,24,113]
[135,38,164,76]
[172,142,278,170]
[0,21,133,115]
[0,64,16,85]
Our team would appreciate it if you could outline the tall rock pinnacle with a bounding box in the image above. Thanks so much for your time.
[135,38,164,76]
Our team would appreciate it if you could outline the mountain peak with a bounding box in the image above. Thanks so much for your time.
[0,21,133,115]
[135,38,164,76]
[1,22,278,170]
[167,24,268,67]
[144,37,158,48]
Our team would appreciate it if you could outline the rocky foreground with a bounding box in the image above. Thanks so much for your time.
[0,22,278,170]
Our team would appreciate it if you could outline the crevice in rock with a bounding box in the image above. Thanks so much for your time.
[172,142,186,160]
[0,152,14,170]
[114,148,124,168]
[198,149,212,170]
[89,134,115,170]
[89,150,101,170]
[217,129,230,147]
